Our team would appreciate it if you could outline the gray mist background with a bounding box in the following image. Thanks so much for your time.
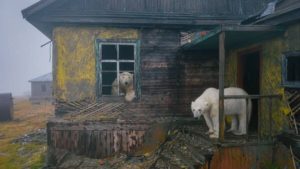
[0,0,51,97]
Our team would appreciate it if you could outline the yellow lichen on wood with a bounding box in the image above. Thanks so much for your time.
[53,27,138,101]
[225,37,290,135]
[260,38,289,135]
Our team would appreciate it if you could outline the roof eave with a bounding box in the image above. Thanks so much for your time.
[21,0,57,19]
[180,25,285,51]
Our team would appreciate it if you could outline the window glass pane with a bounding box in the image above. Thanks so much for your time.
[102,86,112,95]
[120,62,134,72]
[102,45,117,60]
[102,62,116,71]
[287,57,300,81]
[119,45,134,60]
[102,72,117,85]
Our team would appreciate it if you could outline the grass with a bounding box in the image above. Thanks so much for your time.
[0,98,54,169]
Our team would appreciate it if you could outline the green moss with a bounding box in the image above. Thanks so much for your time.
[0,143,46,169]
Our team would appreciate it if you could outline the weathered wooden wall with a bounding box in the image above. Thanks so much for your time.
[127,29,181,116]
[225,23,300,136]
[47,121,149,158]
[178,52,219,114]
[53,27,138,102]
[45,0,269,17]
[53,27,190,116]
[202,144,294,169]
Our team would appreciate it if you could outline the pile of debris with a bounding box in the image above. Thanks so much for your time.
[12,128,47,145]
[46,124,216,169]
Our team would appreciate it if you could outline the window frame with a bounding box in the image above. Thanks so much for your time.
[95,39,140,100]
[282,51,300,88]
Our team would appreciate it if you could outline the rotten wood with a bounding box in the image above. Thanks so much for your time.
[219,31,225,141]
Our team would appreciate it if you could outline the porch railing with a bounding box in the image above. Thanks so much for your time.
[222,94,282,141]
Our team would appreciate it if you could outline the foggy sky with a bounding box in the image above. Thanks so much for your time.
[0,0,51,97]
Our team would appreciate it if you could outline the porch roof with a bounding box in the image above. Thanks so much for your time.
[180,25,284,51]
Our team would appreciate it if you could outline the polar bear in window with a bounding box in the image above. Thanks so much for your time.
[111,72,136,102]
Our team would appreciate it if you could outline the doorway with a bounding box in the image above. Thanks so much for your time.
[237,51,260,132]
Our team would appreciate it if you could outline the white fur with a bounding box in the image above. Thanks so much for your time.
[111,72,136,102]
[191,87,252,138]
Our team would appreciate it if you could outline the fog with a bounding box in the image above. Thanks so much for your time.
[0,0,51,97]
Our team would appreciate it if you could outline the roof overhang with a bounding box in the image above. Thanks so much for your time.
[21,0,259,39]
[22,0,57,18]
[180,25,285,51]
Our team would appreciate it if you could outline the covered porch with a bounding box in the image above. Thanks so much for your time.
[180,25,284,141]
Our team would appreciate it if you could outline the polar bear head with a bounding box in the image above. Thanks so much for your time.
[191,99,210,119]
[119,72,133,88]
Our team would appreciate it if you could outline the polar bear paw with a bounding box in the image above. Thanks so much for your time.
[209,132,218,139]
[232,130,246,135]
[205,129,215,135]
[226,128,238,133]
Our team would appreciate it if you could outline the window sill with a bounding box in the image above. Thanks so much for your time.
[281,82,300,88]
[97,96,139,103]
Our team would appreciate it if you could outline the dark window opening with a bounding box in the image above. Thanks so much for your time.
[282,51,300,88]
[120,62,134,72]
[102,62,116,71]
[287,57,300,81]
[119,45,134,60]
[98,43,135,96]
[102,45,117,60]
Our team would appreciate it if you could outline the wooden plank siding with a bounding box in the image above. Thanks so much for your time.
[177,52,219,114]
[130,29,181,115]
[44,0,268,17]
[23,0,271,38]
[47,121,149,158]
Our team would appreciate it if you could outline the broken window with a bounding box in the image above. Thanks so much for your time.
[98,43,135,96]
[282,51,300,88]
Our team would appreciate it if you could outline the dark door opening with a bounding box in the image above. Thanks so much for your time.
[238,51,260,132]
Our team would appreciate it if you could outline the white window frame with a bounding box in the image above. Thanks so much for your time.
[98,42,137,96]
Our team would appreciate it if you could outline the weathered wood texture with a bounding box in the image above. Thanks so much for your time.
[23,0,271,38]
[0,93,13,121]
[53,28,199,117]
[177,51,219,114]
[285,89,300,134]
[128,29,181,116]
[208,143,294,169]
[47,121,149,158]
[225,23,300,136]
[40,0,268,17]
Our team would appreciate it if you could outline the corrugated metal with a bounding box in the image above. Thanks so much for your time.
[0,93,13,121]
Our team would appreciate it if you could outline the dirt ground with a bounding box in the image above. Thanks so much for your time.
[0,97,54,169]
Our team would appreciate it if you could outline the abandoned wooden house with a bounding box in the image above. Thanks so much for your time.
[29,72,53,103]
[0,93,13,121]
[22,0,300,168]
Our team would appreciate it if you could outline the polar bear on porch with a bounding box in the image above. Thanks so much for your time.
[111,72,135,102]
[191,87,252,138]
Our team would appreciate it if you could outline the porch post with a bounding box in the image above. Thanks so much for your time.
[219,31,225,141]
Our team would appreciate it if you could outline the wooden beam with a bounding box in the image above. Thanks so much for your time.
[219,31,225,141]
